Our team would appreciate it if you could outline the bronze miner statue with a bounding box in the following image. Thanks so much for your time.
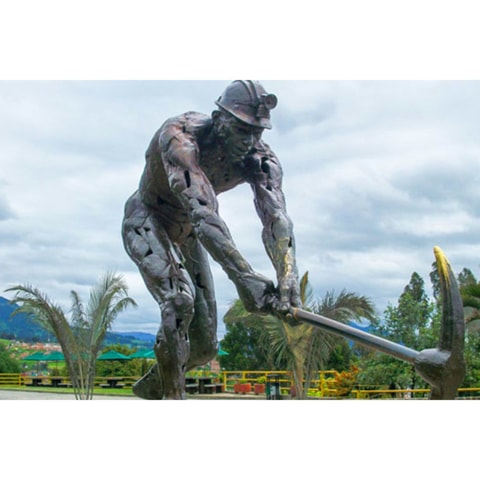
[123,81,466,400]
[122,81,302,399]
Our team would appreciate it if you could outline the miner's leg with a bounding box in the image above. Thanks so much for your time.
[181,234,218,371]
[153,281,194,399]
[122,194,195,399]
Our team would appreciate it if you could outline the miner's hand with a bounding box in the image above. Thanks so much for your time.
[276,273,302,313]
[237,272,278,315]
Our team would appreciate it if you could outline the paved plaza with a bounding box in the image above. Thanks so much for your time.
[0,389,265,400]
[0,389,140,400]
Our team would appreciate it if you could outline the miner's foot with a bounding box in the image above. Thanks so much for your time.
[132,363,164,400]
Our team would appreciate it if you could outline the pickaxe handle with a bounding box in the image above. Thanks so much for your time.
[290,307,419,364]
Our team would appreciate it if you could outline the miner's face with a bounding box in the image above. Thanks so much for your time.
[215,111,264,159]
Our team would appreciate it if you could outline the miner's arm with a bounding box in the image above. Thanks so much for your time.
[248,144,302,312]
[159,127,276,313]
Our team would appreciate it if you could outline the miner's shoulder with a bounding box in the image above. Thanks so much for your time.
[156,112,211,148]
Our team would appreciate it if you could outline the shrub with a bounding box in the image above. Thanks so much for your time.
[0,343,21,373]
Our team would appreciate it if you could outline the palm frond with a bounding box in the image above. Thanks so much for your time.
[70,290,87,329]
[299,271,314,309]
[6,284,75,348]
[87,271,137,354]
[316,289,376,323]
[262,315,311,396]
[6,284,86,397]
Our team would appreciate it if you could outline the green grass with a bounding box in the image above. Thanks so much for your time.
[0,385,135,396]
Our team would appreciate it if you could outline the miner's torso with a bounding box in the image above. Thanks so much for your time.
[138,112,255,241]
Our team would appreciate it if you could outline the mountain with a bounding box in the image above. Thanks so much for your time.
[104,331,155,349]
[116,331,156,343]
[0,296,51,342]
[0,296,154,349]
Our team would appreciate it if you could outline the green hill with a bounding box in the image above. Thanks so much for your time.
[0,296,154,349]
[0,296,50,342]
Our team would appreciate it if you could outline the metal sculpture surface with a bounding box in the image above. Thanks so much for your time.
[122,81,302,399]
[123,81,466,400]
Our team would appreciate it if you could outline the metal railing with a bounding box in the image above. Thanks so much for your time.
[352,387,480,399]
[2,372,480,398]
[221,370,339,396]
[0,373,25,386]
[0,373,139,388]
[208,371,480,399]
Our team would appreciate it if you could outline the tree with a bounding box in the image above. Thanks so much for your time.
[457,273,480,389]
[385,272,434,350]
[6,272,136,399]
[431,263,477,303]
[458,268,477,289]
[358,272,440,390]
[0,343,21,373]
[325,340,357,372]
[220,314,272,370]
[462,333,480,387]
[430,261,441,302]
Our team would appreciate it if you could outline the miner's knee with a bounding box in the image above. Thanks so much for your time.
[160,291,195,332]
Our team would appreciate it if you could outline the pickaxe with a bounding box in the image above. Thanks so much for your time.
[289,247,466,400]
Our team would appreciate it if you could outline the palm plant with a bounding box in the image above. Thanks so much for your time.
[6,271,137,399]
[260,317,311,397]
[259,272,314,398]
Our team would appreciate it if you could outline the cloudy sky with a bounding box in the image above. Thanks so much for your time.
[1,79,480,339]
[1,1,480,346]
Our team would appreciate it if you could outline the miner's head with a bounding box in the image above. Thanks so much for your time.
[213,80,277,158]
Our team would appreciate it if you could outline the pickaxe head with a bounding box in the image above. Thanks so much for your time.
[414,247,466,399]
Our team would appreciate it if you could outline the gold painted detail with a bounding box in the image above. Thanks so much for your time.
[433,246,452,288]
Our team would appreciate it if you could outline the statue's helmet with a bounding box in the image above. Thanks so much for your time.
[215,80,278,129]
